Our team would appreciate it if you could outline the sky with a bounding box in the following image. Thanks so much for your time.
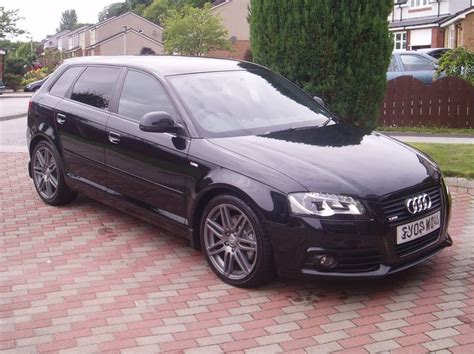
[2,0,125,42]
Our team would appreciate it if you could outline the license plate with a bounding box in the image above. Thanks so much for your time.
[396,211,441,245]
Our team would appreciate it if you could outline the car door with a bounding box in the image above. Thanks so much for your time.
[55,65,122,191]
[399,53,437,84]
[105,69,189,225]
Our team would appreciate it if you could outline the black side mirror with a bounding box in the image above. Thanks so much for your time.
[139,111,182,134]
[313,96,325,107]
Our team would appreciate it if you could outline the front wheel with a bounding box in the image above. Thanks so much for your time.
[200,195,275,287]
[31,141,77,205]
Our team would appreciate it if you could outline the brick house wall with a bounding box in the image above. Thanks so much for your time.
[431,27,445,47]
[460,12,474,50]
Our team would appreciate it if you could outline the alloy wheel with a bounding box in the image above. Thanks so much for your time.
[33,146,58,199]
[204,203,258,280]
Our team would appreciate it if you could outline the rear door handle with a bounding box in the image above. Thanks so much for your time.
[56,113,66,125]
[108,131,121,144]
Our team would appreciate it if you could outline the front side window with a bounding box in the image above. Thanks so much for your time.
[71,66,121,110]
[118,70,176,121]
[49,66,83,97]
[400,54,436,71]
[169,69,333,138]
[388,55,400,72]
[394,32,407,50]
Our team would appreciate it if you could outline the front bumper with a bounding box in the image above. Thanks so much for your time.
[266,184,452,280]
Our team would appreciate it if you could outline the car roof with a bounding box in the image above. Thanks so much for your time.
[392,51,438,62]
[63,55,261,76]
[417,48,448,52]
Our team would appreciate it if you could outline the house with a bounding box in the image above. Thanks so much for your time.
[211,0,251,60]
[389,0,472,50]
[64,26,91,58]
[441,5,474,50]
[43,30,71,51]
[85,12,164,56]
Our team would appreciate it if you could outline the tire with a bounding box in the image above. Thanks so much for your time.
[31,140,77,206]
[200,194,275,288]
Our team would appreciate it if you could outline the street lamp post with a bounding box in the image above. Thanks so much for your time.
[123,26,127,55]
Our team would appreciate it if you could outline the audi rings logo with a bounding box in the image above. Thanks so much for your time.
[405,193,432,215]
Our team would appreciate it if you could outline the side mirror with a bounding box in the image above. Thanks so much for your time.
[313,96,325,107]
[139,111,182,134]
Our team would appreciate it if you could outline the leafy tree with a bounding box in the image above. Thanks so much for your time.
[437,47,474,86]
[144,0,211,25]
[98,2,130,21]
[250,0,393,128]
[0,6,24,39]
[57,9,78,32]
[163,3,232,56]
[144,0,170,25]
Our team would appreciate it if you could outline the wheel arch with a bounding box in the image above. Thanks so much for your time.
[189,177,286,250]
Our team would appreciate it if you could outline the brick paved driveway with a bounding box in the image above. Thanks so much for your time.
[1,152,473,353]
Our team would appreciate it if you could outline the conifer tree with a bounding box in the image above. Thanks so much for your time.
[250,0,393,128]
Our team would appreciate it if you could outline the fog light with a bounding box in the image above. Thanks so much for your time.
[316,255,336,269]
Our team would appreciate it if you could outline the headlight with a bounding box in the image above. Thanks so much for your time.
[288,192,366,217]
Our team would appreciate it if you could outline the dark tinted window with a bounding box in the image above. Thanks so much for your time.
[49,66,83,97]
[118,70,176,121]
[71,66,121,110]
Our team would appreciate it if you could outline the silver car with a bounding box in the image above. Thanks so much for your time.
[387,51,439,84]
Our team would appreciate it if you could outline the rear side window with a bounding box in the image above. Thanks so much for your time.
[71,66,121,110]
[49,66,83,97]
[117,70,176,121]
[400,54,436,71]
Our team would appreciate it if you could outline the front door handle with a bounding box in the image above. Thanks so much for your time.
[56,113,66,125]
[108,131,121,144]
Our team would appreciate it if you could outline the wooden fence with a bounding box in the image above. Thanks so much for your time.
[378,76,474,128]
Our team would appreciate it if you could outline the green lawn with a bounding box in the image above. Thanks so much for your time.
[378,126,474,136]
[410,143,474,179]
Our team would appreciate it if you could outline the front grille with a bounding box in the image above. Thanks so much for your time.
[304,250,382,273]
[382,185,442,224]
[395,230,440,258]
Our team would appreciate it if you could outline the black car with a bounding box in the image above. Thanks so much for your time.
[27,56,452,287]
[24,76,49,92]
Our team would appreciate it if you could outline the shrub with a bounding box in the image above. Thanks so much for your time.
[437,47,474,86]
[22,67,49,86]
[250,0,393,128]
[4,73,23,91]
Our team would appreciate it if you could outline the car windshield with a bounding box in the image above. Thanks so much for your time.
[168,69,334,138]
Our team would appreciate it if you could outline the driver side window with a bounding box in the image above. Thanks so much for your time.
[118,70,176,121]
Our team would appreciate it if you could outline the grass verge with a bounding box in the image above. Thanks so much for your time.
[378,126,474,136]
[409,143,474,179]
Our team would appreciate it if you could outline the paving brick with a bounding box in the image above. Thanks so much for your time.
[321,320,355,332]
[364,339,401,353]
[314,330,349,344]
[426,327,460,340]
[423,338,458,351]
[207,323,243,336]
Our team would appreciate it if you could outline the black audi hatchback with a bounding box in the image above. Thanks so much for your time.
[27,56,452,287]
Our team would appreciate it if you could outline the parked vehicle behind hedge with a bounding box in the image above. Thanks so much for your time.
[388,51,439,85]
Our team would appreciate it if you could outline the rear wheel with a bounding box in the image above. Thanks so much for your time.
[32,141,77,205]
[200,195,275,287]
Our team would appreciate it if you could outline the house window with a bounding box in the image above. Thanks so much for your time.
[410,0,428,8]
[394,32,407,50]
